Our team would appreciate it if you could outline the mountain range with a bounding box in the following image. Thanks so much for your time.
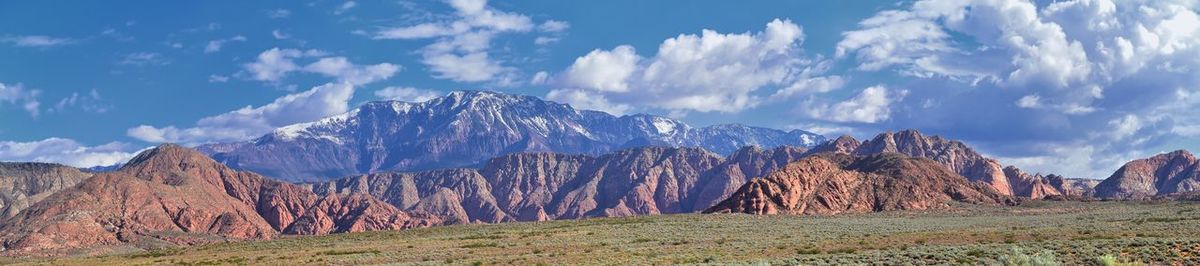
[198,91,825,182]
[0,90,1197,254]
[0,145,438,253]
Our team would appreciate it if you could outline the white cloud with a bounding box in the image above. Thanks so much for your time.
[538,20,570,32]
[118,52,171,66]
[208,75,230,83]
[545,89,632,115]
[335,1,357,15]
[127,83,355,144]
[49,89,109,114]
[1,35,72,47]
[530,71,549,85]
[242,48,398,85]
[0,138,142,168]
[272,29,289,39]
[204,35,247,53]
[805,85,907,123]
[267,9,291,19]
[372,0,545,84]
[533,36,559,45]
[831,0,1200,178]
[550,19,831,114]
[560,45,639,93]
[0,82,41,118]
[303,57,401,85]
[374,87,441,102]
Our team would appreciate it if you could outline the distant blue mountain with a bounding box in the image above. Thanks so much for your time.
[198,91,825,182]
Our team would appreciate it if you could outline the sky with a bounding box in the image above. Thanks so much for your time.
[2,0,1199,179]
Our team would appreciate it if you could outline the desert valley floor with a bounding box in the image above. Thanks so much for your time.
[7,200,1198,265]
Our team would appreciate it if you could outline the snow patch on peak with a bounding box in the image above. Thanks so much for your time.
[270,109,357,144]
[652,118,679,134]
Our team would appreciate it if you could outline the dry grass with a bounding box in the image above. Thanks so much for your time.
[4,201,1199,265]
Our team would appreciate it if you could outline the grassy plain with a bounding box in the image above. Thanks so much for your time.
[6,201,1200,265]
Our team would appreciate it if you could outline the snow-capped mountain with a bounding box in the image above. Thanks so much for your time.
[199,90,825,182]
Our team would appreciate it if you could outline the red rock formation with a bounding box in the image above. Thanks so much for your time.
[1095,150,1200,199]
[0,144,437,252]
[704,153,1013,215]
[807,135,860,155]
[1002,166,1062,199]
[1046,175,1099,197]
[0,162,92,219]
[310,146,727,222]
[854,130,1015,196]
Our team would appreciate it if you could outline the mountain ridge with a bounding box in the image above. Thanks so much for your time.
[199,90,825,182]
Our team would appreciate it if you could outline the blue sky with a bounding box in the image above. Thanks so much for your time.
[2,0,1199,179]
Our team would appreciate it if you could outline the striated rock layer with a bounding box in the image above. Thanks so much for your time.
[847,130,1074,198]
[309,146,733,223]
[0,144,437,252]
[1094,150,1200,199]
[0,162,92,219]
[704,153,1014,215]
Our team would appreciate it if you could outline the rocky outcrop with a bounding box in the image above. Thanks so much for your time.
[0,144,437,252]
[0,162,92,219]
[704,153,1013,215]
[850,130,1076,198]
[1002,166,1062,199]
[806,135,860,155]
[853,130,1014,196]
[1047,175,1099,197]
[310,146,740,222]
[1094,150,1200,199]
[200,91,824,182]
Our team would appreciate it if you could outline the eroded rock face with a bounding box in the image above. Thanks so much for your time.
[0,144,437,252]
[854,130,1014,196]
[1094,150,1200,199]
[1002,166,1062,199]
[1047,175,1099,197]
[704,153,1013,215]
[311,146,734,222]
[849,130,1080,199]
[0,162,92,219]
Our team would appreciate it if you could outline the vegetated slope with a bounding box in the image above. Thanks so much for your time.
[705,153,1014,215]
[0,144,438,253]
[0,162,92,219]
[200,91,824,182]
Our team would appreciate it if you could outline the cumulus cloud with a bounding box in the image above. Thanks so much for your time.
[127,83,355,144]
[829,0,1200,178]
[372,0,549,84]
[805,86,906,123]
[242,48,399,85]
[548,19,834,114]
[204,35,247,53]
[374,87,442,102]
[0,82,42,118]
[0,138,142,168]
[1,35,72,47]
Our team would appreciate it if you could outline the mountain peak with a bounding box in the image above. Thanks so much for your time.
[202,90,826,182]
[119,143,221,176]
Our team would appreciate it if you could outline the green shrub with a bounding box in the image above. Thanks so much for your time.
[999,247,1058,266]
